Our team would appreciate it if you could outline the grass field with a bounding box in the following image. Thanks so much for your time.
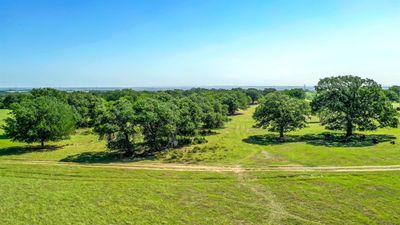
[162,106,400,167]
[251,171,400,224]
[1,107,400,224]
[0,163,271,224]
[1,161,400,224]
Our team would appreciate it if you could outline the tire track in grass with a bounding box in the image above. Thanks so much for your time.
[3,159,400,173]
[234,166,321,224]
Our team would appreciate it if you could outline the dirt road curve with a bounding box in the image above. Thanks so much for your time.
[3,159,400,172]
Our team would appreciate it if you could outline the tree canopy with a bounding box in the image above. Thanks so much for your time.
[67,92,104,128]
[245,88,262,104]
[262,88,276,96]
[253,92,310,138]
[312,75,399,137]
[94,99,137,156]
[283,88,306,99]
[384,89,400,102]
[176,96,203,137]
[389,85,400,96]
[221,94,240,115]
[386,85,400,102]
[3,96,76,148]
[134,98,179,151]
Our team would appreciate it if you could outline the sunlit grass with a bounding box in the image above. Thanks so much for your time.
[163,106,400,167]
[1,162,400,224]
[2,106,400,224]
[0,163,273,224]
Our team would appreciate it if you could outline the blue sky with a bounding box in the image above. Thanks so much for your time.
[1,0,400,87]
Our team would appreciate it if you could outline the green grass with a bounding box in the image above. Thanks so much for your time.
[0,163,270,224]
[162,106,400,167]
[251,171,400,224]
[2,107,400,224]
[1,162,400,224]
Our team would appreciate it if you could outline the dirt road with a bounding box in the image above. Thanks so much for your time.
[3,159,400,173]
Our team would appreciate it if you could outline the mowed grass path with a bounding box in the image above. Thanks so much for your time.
[1,107,400,166]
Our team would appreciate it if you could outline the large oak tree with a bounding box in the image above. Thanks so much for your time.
[93,98,137,156]
[4,96,76,148]
[253,92,310,139]
[312,75,398,137]
[134,98,179,151]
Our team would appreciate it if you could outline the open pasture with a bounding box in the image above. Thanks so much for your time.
[1,105,400,224]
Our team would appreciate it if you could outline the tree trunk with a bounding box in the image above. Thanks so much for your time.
[279,127,285,140]
[124,150,133,157]
[124,133,133,157]
[346,120,353,137]
[41,140,45,149]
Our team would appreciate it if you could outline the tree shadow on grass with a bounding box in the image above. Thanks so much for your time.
[230,112,244,116]
[199,130,220,136]
[0,145,63,156]
[0,134,10,140]
[243,133,396,148]
[60,151,155,164]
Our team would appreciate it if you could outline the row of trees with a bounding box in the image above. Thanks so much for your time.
[3,87,270,155]
[93,94,231,156]
[254,75,399,139]
[0,86,301,110]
